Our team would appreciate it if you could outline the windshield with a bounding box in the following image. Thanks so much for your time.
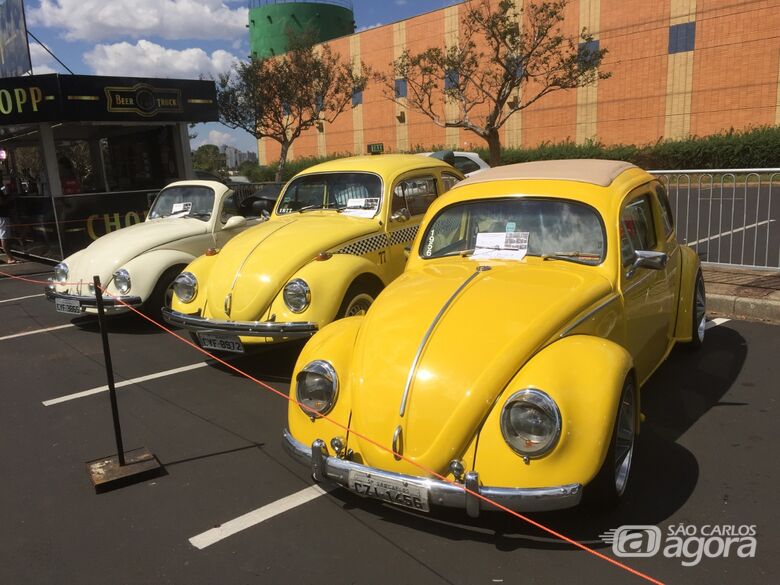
[276,172,382,217]
[148,186,215,221]
[420,198,605,264]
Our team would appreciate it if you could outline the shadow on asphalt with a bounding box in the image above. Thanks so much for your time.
[70,312,169,336]
[319,323,748,551]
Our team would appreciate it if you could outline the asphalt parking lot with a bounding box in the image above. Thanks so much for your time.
[1,271,778,585]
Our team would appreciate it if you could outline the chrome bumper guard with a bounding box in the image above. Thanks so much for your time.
[44,286,143,309]
[282,428,582,517]
[162,307,318,339]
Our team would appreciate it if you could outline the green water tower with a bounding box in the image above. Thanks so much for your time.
[249,0,356,58]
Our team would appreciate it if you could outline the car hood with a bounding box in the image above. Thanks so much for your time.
[348,260,613,475]
[203,214,377,319]
[63,218,208,288]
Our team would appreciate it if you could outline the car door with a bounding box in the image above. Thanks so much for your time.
[654,182,682,344]
[213,191,246,248]
[619,189,674,383]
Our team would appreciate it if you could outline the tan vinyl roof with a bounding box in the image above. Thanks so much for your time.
[456,159,638,188]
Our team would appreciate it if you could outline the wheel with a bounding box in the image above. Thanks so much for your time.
[585,377,636,509]
[685,270,706,351]
[337,280,382,319]
[144,266,184,322]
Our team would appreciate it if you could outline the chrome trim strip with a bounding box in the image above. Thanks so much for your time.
[559,294,618,337]
[282,428,582,514]
[44,287,143,308]
[399,265,491,417]
[162,307,318,339]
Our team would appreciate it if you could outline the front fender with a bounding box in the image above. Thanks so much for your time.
[169,253,219,313]
[287,317,364,450]
[474,335,634,488]
[112,249,194,300]
[266,254,386,326]
[673,245,702,342]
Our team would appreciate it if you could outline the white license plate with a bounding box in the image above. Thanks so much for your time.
[348,470,430,512]
[55,298,82,315]
[198,333,244,353]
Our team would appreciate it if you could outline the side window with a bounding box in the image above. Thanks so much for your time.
[441,172,461,193]
[656,184,674,237]
[453,156,481,175]
[392,176,439,216]
[221,192,240,223]
[620,195,657,266]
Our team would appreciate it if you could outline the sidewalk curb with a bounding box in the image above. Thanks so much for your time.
[707,292,780,324]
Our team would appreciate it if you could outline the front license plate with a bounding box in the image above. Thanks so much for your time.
[198,333,244,353]
[348,470,430,512]
[55,298,82,315]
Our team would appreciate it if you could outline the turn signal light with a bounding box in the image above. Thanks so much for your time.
[205,247,220,256]
[315,252,333,261]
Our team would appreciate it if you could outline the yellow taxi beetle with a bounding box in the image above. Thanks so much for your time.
[163,155,464,352]
[283,159,706,516]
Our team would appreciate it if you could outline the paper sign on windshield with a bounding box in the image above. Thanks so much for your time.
[171,202,192,214]
[343,197,379,218]
[472,231,530,260]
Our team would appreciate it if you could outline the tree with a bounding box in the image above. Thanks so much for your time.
[385,0,609,165]
[192,144,225,177]
[217,36,369,181]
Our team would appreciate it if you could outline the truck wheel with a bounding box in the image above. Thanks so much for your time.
[337,280,381,319]
[585,377,636,509]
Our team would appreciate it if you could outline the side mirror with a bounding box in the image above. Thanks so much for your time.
[223,215,247,230]
[627,250,668,278]
[391,208,411,223]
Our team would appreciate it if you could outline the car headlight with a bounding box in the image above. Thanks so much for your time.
[283,278,310,313]
[296,360,338,417]
[53,262,68,283]
[173,272,198,303]
[113,269,131,294]
[500,389,561,459]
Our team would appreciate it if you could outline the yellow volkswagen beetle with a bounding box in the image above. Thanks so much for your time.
[163,155,464,352]
[283,159,706,516]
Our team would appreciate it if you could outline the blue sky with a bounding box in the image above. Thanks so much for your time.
[23,0,460,154]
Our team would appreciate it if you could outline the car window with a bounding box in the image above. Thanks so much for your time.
[656,185,674,237]
[221,193,241,223]
[441,173,461,193]
[420,198,605,264]
[148,186,215,221]
[453,156,481,174]
[620,195,657,266]
[392,176,439,216]
[277,173,382,215]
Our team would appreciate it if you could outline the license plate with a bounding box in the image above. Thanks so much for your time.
[55,298,82,315]
[198,333,244,353]
[348,470,430,512]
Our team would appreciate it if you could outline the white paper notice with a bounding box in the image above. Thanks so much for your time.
[342,197,379,218]
[171,202,192,214]
[472,231,530,260]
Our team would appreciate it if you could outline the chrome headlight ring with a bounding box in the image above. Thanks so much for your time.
[500,388,562,459]
[53,262,68,284]
[113,268,131,294]
[283,278,311,313]
[173,271,198,303]
[296,360,338,418]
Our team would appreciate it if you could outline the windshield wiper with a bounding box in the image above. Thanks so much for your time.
[434,248,476,258]
[297,205,325,213]
[541,251,600,265]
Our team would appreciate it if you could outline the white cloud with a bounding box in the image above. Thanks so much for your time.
[395,0,408,5]
[28,0,247,42]
[28,43,58,74]
[357,22,383,32]
[193,129,236,149]
[83,40,238,79]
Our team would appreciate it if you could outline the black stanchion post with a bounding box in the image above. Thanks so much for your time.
[85,275,162,492]
[93,275,126,466]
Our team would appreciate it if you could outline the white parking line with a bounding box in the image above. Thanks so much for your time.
[42,361,211,406]
[189,485,333,550]
[706,317,730,329]
[0,323,74,341]
[687,219,776,246]
[0,293,45,304]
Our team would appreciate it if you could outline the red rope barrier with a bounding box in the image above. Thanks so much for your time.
[0,267,665,585]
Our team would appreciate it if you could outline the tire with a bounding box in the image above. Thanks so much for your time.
[685,270,706,351]
[584,377,637,509]
[144,266,184,322]
[336,279,382,319]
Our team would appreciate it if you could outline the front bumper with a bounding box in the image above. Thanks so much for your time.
[45,286,143,312]
[282,428,582,517]
[162,307,318,340]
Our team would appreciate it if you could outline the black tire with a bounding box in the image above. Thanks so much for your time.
[684,270,706,351]
[144,266,184,322]
[336,279,382,319]
[584,377,637,509]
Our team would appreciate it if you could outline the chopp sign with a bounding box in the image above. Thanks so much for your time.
[0,85,43,116]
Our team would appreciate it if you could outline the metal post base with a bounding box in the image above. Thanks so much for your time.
[86,447,164,493]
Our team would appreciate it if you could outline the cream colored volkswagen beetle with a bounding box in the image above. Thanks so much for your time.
[284,160,706,516]
[45,180,277,318]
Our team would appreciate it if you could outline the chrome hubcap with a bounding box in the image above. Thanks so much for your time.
[695,278,706,343]
[614,384,635,496]
[345,293,374,317]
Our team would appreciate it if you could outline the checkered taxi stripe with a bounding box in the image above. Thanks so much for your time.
[336,225,420,256]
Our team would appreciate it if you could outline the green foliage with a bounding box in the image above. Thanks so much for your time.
[476,127,780,169]
[192,144,226,177]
